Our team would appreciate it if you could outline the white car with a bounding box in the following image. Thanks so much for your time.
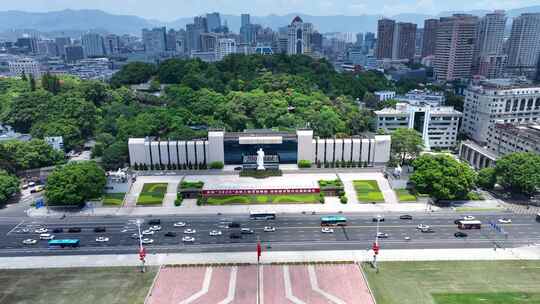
[182,236,195,242]
[131,233,141,239]
[404,236,411,241]
[96,236,110,242]
[22,239,37,245]
[183,229,196,234]
[416,224,430,230]
[149,225,162,231]
[498,218,512,224]
[35,228,48,234]
[39,233,55,240]
[173,222,186,227]
[463,215,476,221]
[142,229,155,235]
[264,226,276,232]
[321,227,334,233]
[141,238,154,244]
[209,230,222,236]
[377,232,389,238]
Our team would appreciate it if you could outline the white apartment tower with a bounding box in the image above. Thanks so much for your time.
[287,16,313,55]
[506,13,540,77]
[217,38,237,61]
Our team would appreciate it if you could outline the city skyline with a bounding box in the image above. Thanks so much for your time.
[1,0,539,21]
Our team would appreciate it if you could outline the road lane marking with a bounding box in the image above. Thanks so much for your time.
[6,220,25,236]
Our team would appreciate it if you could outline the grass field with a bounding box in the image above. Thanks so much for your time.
[137,183,167,206]
[395,189,417,202]
[362,261,540,304]
[204,193,321,205]
[353,180,384,202]
[102,193,125,206]
[0,267,157,304]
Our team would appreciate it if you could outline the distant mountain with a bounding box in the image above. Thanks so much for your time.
[0,9,154,35]
[0,6,539,37]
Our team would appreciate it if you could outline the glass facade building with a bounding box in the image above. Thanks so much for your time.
[223,139,298,164]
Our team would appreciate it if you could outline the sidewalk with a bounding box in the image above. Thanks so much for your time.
[1,246,539,269]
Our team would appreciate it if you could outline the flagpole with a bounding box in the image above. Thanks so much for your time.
[257,237,261,304]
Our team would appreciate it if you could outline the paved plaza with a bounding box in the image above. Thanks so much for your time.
[146,264,374,304]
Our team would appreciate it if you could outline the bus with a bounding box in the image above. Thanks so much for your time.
[250,211,276,220]
[48,239,80,248]
[321,216,347,226]
[457,220,482,230]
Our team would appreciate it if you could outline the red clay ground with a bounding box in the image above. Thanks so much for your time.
[146,264,374,304]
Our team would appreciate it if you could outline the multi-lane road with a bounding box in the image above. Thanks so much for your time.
[0,212,539,257]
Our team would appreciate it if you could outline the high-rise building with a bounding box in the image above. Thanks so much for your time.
[186,17,208,53]
[473,11,506,74]
[433,14,478,81]
[415,28,423,56]
[15,37,38,53]
[240,24,258,45]
[142,27,167,54]
[392,22,417,60]
[206,12,221,32]
[421,19,439,58]
[37,40,58,57]
[200,33,218,52]
[65,45,84,63]
[217,38,237,60]
[81,33,105,57]
[375,19,395,59]
[356,33,364,48]
[364,32,376,51]
[9,58,41,78]
[287,16,313,55]
[478,55,508,79]
[104,34,121,55]
[55,37,71,58]
[311,31,323,52]
[194,16,208,33]
[241,14,250,28]
[507,13,540,77]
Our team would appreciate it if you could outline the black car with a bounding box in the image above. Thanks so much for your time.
[372,216,385,222]
[148,219,161,225]
[68,227,82,233]
[228,222,241,228]
[52,228,64,233]
[454,219,462,225]
[234,166,242,171]
[420,227,435,233]
[399,215,413,220]
[229,233,242,239]
[454,232,468,238]
[94,227,106,233]
[164,231,177,237]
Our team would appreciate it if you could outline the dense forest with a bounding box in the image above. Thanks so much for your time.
[0,54,395,170]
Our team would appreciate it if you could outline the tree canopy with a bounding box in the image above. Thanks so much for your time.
[0,139,64,173]
[45,161,106,207]
[0,170,19,205]
[495,153,540,195]
[410,154,477,201]
[390,128,424,165]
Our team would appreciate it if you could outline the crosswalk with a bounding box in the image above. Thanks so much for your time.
[506,204,540,215]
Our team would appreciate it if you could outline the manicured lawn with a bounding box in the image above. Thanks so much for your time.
[179,180,204,189]
[353,180,384,202]
[318,179,343,188]
[204,193,321,205]
[362,261,540,304]
[137,183,167,206]
[102,193,125,206]
[433,292,540,304]
[0,267,157,304]
[395,189,417,202]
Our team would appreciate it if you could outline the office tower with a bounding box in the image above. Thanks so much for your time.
[241,14,250,28]
[507,13,540,77]
[15,37,38,53]
[287,16,313,55]
[186,17,208,53]
[364,32,376,51]
[194,16,208,33]
[104,34,121,55]
[433,14,478,81]
[356,33,364,47]
[55,37,71,57]
[37,40,58,57]
[421,19,439,58]
[311,31,323,52]
[65,45,84,62]
[166,29,178,52]
[473,11,506,74]
[142,27,167,53]
[375,19,395,59]
[415,28,423,56]
[206,12,221,32]
[478,54,508,79]
[200,33,218,52]
[81,33,105,57]
[392,22,417,60]
[217,38,237,60]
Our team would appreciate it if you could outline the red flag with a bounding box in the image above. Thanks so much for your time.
[257,241,262,262]
[139,246,146,261]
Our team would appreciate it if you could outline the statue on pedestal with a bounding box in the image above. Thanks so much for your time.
[256,148,265,171]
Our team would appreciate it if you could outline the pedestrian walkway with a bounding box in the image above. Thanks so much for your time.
[2,246,540,269]
[146,264,373,304]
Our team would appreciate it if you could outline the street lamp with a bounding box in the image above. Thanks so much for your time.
[373,218,381,271]
[136,219,146,273]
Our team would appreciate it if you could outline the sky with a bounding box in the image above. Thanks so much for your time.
[1,0,538,21]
